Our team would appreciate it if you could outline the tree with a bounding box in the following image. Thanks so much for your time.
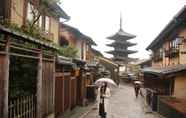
[58,46,78,58]
[28,0,60,30]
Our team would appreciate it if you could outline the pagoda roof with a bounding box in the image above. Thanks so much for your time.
[106,41,137,47]
[113,57,138,62]
[106,49,137,55]
[107,29,136,40]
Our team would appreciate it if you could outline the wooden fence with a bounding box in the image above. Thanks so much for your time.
[0,55,5,118]
[8,95,36,118]
[42,60,55,117]
[55,72,64,116]
[70,77,77,109]
[64,73,71,111]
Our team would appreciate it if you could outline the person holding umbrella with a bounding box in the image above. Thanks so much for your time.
[133,81,141,98]
[98,82,111,118]
[95,78,117,118]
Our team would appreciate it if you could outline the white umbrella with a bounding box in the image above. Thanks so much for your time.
[134,81,142,84]
[95,78,117,87]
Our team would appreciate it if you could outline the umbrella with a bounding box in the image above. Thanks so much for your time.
[134,81,142,84]
[95,78,117,87]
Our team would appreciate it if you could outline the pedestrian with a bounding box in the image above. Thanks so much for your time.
[134,81,141,98]
[97,82,111,118]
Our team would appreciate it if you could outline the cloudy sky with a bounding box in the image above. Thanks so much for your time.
[60,0,186,59]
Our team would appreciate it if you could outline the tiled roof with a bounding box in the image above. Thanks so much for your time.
[146,5,186,50]
[107,29,136,40]
[142,64,186,76]
[61,24,97,45]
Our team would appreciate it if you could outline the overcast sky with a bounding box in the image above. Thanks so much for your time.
[60,0,186,59]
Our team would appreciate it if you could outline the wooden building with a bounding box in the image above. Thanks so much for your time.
[55,56,76,117]
[59,24,96,61]
[55,23,98,117]
[144,5,186,117]
[98,57,119,85]
[0,0,69,118]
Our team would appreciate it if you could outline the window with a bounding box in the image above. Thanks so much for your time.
[27,2,40,24]
[86,45,89,52]
[170,37,182,49]
[45,16,50,32]
[38,16,42,28]
[0,0,5,19]
[159,48,163,58]
[27,2,34,21]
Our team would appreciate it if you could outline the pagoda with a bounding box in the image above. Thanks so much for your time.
[106,15,137,67]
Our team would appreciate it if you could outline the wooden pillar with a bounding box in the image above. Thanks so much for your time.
[125,63,128,72]
[37,51,42,118]
[62,73,64,114]
[117,66,120,85]
[69,74,72,110]
[3,36,10,118]
[82,73,87,106]
[52,56,56,112]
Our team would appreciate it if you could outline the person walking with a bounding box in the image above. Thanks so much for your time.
[97,82,111,118]
[134,81,141,98]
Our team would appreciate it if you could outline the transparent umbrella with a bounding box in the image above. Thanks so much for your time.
[95,78,117,87]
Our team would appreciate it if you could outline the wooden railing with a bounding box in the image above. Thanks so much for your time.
[8,95,36,118]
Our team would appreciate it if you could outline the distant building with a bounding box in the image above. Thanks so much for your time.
[106,15,137,71]
[137,59,152,69]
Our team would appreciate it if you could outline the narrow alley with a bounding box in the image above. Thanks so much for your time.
[83,83,164,118]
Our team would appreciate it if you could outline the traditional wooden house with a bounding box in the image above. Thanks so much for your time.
[87,48,103,81]
[144,5,186,117]
[0,0,69,118]
[55,23,97,117]
[55,56,75,117]
[59,23,96,61]
[98,57,119,85]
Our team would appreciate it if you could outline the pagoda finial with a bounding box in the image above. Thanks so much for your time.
[120,12,123,31]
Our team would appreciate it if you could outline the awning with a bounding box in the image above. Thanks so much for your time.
[57,55,74,66]
[142,64,186,76]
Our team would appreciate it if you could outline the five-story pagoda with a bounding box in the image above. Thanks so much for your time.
[106,16,137,70]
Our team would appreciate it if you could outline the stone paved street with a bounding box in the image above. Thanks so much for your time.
[83,83,164,118]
